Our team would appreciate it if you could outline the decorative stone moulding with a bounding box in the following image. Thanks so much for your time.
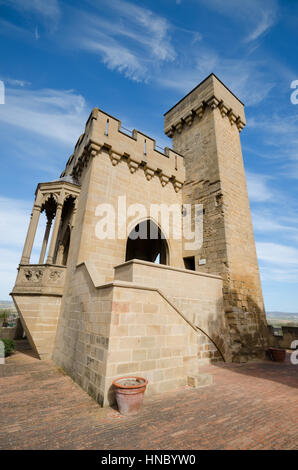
[144,166,155,181]
[72,140,102,179]
[128,158,139,174]
[175,121,183,134]
[165,95,246,137]
[236,117,245,132]
[160,174,170,187]
[228,110,237,126]
[173,180,183,193]
[110,151,121,166]
[219,102,229,117]
[193,104,205,119]
[183,113,193,126]
[164,126,174,138]
[206,96,220,110]
[67,109,185,190]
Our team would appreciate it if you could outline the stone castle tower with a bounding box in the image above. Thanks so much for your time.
[164,74,268,360]
[12,74,268,406]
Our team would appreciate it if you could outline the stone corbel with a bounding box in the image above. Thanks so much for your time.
[175,120,183,133]
[159,173,170,187]
[193,104,205,119]
[183,113,193,126]
[228,110,237,125]
[173,179,183,193]
[144,165,155,181]
[165,126,174,138]
[219,102,229,117]
[87,141,101,157]
[128,158,139,173]
[109,151,121,166]
[206,96,220,110]
[236,117,245,132]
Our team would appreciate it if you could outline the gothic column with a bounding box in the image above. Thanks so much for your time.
[46,203,63,264]
[38,217,53,264]
[20,200,42,264]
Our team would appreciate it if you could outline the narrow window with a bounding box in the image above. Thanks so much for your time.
[183,256,195,271]
[104,118,109,136]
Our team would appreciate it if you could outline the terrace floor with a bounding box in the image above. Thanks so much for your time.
[0,341,297,450]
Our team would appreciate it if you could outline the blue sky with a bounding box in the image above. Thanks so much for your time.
[0,0,297,312]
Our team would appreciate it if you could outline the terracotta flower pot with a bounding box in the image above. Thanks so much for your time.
[113,376,148,416]
[268,347,286,362]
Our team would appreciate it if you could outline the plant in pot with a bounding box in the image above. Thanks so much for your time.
[1,339,16,356]
[113,376,148,416]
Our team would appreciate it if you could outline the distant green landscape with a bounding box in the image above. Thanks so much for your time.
[266,311,298,327]
[0,300,17,313]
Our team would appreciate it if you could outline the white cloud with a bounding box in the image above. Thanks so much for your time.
[1,0,60,21]
[0,86,88,145]
[197,0,278,43]
[70,1,175,82]
[82,38,146,82]
[1,77,31,87]
[246,172,273,202]
[0,196,49,299]
[256,242,298,283]
[257,242,298,265]
[0,196,46,249]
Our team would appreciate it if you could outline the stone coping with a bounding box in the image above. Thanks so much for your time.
[114,258,222,280]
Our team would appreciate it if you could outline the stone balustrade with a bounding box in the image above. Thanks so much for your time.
[13,264,67,296]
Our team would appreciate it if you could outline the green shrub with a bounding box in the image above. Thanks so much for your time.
[1,339,16,356]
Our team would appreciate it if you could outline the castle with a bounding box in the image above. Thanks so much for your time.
[12,74,268,406]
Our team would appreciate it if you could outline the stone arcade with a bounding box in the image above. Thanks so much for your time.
[12,74,268,406]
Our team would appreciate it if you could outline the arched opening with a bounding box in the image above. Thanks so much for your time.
[125,220,169,265]
[54,196,75,266]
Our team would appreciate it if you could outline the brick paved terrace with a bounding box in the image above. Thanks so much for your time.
[0,341,297,450]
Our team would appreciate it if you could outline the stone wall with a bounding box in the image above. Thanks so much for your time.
[114,259,226,360]
[164,73,268,362]
[53,262,208,406]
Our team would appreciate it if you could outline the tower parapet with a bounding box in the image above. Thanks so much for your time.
[61,108,185,192]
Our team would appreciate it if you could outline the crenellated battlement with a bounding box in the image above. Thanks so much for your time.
[62,108,185,192]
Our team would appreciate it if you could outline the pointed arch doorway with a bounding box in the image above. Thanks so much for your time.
[125,219,169,265]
